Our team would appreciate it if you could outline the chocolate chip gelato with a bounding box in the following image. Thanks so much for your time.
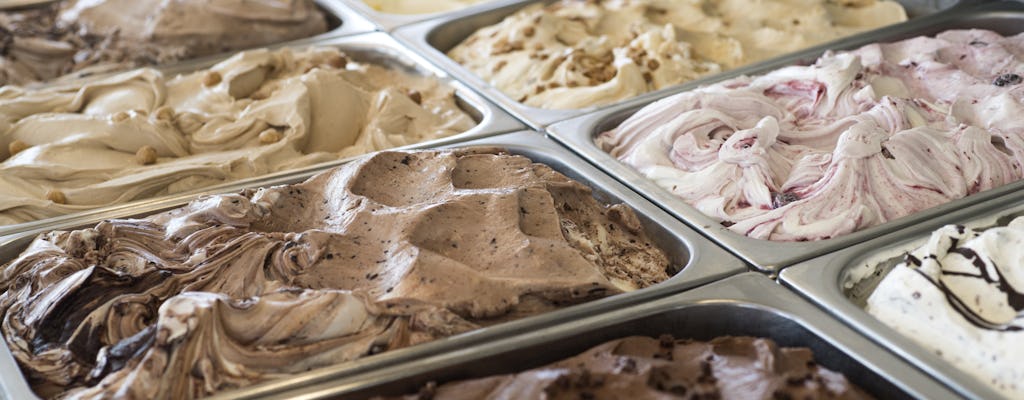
[385,335,873,399]
[0,148,671,399]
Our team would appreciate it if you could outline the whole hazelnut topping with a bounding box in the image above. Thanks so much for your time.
[259,129,283,144]
[46,189,67,204]
[136,146,158,165]
[203,71,222,87]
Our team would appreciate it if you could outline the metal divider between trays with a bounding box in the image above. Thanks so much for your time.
[0,131,747,399]
[332,0,532,32]
[545,0,1024,273]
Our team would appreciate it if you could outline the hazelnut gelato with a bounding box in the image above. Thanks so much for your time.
[385,335,873,399]
[448,0,907,109]
[0,0,328,86]
[0,46,475,226]
[0,148,671,399]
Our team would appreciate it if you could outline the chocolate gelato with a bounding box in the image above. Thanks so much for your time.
[0,148,672,399]
[386,335,873,399]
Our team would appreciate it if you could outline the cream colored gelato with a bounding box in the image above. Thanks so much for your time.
[448,0,907,109]
[0,47,475,226]
[867,217,1024,398]
[0,0,328,86]
[363,0,489,14]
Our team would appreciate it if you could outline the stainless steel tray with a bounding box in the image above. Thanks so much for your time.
[780,192,1024,400]
[0,31,524,238]
[547,1,1024,272]
[240,272,959,400]
[0,131,747,400]
[316,0,379,38]
[392,0,963,129]
[335,0,526,31]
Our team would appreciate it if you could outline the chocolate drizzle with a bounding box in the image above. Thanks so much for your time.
[909,244,1024,332]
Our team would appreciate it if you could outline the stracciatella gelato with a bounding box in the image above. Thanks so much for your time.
[448,0,907,109]
[383,335,873,399]
[0,0,328,86]
[866,217,1024,398]
[0,148,671,399]
[0,46,475,226]
[597,29,1024,241]
[363,0,489,14]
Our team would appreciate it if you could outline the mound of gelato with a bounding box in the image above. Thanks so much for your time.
[448,0,906,109]
[0,148,671,399]
[0,0,328,86]
[598,29,1024,241]
[867,217,1024,398]
[385,335,873,399]
[0,46,475,226]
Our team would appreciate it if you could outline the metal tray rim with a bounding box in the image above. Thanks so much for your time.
[0,131,746,400]
[335,0,531,31]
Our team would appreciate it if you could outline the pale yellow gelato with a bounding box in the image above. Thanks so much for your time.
[449,0,907,109]
[363,0,490,14]
[0,47,475,225]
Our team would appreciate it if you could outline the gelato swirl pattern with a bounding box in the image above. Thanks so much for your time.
[867,217,1024,398]
[0,0,328,86]
[598,30,1024,241]
[0,148,671,399]
[0,46,475,226]
[384,335,873,399]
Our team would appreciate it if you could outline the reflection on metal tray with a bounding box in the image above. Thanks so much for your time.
[336,0,525,31]
[0,131,746,400]
[234,273,958,400]
[0,31,524,238]
[781,192,1024,400]
[547,1,1024,272]
[392,0,963,129]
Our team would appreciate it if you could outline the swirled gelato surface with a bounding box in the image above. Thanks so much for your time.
[0,148,671,399]
[0,0,328,86]
[597,29,1024,241]
[0,46,475,226]
[385,335,872,399]
[866,217,1024,398]
[363,0,489,14]
[448,0,906,110]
